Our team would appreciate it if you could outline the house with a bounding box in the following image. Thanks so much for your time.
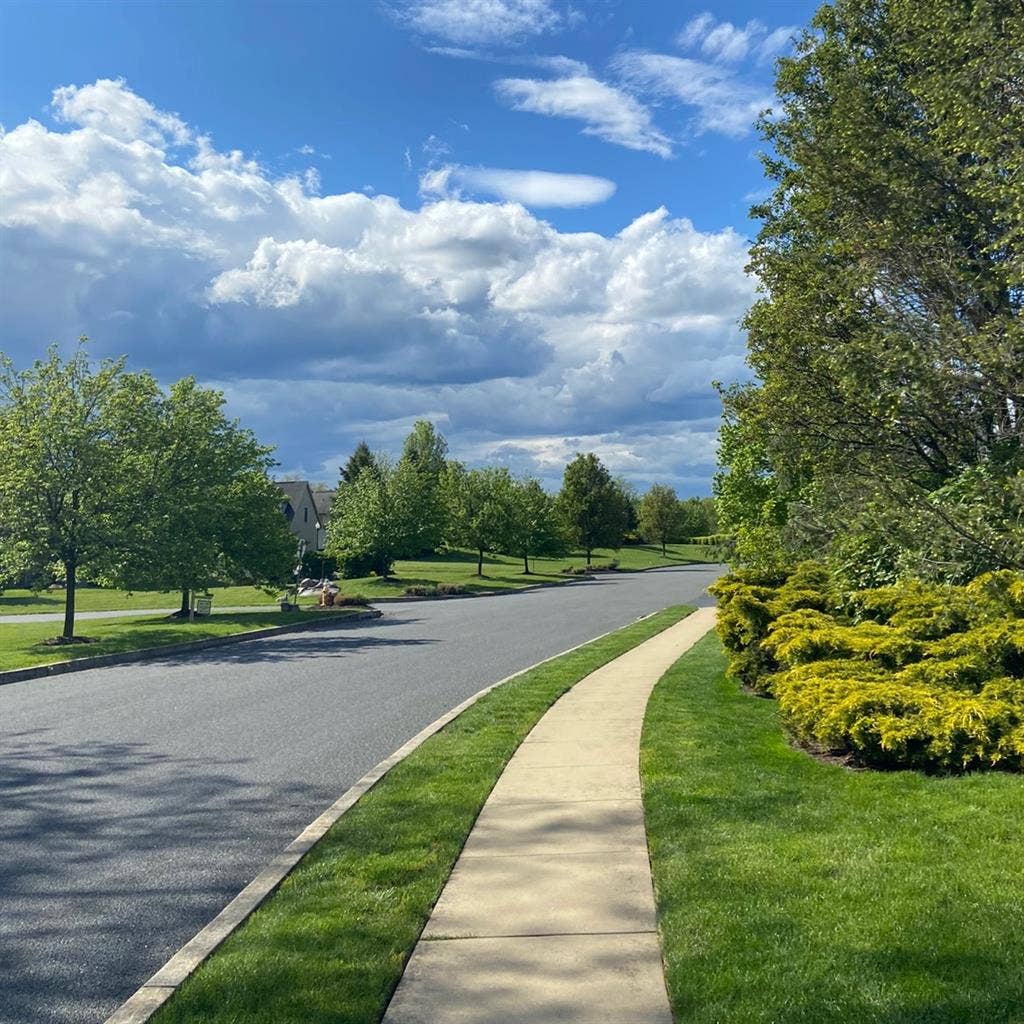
[312,487,335,534]
[276,480,325,551]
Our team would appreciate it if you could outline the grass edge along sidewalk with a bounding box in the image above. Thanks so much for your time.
[641,632,1024,1024]
[116,606,695,1024]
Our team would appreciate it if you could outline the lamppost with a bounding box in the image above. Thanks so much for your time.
[314,520,325,582]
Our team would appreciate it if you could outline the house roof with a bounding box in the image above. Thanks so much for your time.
[276,480,312,507]
[312,489,335,518]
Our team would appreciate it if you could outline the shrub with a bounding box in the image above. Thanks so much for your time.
[337,550,378,579]
[333,594,370,607]
[437,583,466,595]
[404,585,439,597]
[711,562,1024,771]
[300,550,339,579]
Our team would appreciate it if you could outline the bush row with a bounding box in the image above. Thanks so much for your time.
[709,564,1024,771]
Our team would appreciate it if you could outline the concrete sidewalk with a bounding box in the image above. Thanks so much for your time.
[384,606,717,1024]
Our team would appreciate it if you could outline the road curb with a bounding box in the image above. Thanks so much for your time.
[103,609,665,1024]
[0,609,383,687]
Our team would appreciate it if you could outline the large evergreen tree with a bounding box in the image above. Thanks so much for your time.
[339,441,375,485]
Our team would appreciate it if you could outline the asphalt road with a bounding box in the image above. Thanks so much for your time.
[0,564,723,1024]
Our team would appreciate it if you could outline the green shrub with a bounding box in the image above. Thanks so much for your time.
[333,594,370,607]
[711,563,1024,771]
[300,550,339,579]
[404,585,439,597]
[337,550,378,579]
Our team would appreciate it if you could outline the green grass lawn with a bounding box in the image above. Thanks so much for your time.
[0,609,362,672]
[0,544,718,614]
[641,633,1024,1024]
[0,583,284,616]
[151,605,695,1024]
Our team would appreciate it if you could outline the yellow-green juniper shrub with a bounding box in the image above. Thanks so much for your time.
[711,564,1024,770]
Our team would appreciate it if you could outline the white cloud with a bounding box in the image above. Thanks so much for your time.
[420,164,616,207]
[757,25,798,62]
[52,78,190,147]
[0,79,754,492]
[394,0,564,46]
[614,51,773,138]
[678,12,798,65]
[495,74,673,157]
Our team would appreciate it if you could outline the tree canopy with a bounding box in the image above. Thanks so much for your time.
[441,463,517,576]
[118,377,294,613]
[340,441,375,485]
[327,454,434,578]
[716,0,1024,583]
[638,485,683,555]
[0,344,158,639]
[557,453,629,564]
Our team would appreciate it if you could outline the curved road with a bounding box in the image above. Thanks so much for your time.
[0,565,722,1024]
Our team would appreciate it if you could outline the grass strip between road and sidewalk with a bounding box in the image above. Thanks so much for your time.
[0,610,366,672]
[641,632,1024,1024]
[150,605,695,1024]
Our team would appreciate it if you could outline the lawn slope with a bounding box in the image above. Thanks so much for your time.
[642,633,1024,1024]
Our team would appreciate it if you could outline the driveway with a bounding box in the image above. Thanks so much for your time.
[0,564,723,1024]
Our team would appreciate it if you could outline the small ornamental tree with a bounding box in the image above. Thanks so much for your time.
[505,477,567,573]
[441,463,517,576]
[638,484,684,555]
[327,455,431,578]
[0,343,160,641]
[557,453,629,564]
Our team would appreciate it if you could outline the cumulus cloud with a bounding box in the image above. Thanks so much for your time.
[0,79,754,491]
[495,73,673,158]
[420,164,616,207]
[394,0,565,46]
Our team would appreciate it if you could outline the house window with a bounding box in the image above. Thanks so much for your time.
[304,507,308,523]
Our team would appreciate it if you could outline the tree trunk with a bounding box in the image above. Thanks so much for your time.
[179,588,190,616]
[585,547,592,565]
[63,560,76,640]
[523,552,530,574]
[477,548,484,577]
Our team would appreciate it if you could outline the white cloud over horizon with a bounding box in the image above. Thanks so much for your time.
[0,79,754,492]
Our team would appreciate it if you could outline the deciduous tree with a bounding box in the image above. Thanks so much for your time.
[441,463,517,576]
[638,485,683,555]
[557,453,629,564]
[0,344,159,640]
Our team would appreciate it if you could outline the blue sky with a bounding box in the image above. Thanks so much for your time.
[0,0,820,494]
